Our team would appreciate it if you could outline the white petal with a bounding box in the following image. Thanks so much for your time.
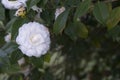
[1,0,27,9]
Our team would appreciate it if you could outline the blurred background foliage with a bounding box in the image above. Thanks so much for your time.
[0,0,120,80]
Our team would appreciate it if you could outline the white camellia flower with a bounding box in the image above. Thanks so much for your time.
[4,33,11,42]
[16,22,50,57]
[55,7,65,19]
[1,0,27,9]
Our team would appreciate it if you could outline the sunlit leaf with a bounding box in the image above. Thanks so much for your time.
[107,7,120,30]
[65,21,88,40]
[74,0,91,21]
[93,2,109,25]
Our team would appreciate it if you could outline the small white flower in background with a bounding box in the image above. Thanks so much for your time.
[1,0,27,9]
[16,22,50,57]
[4,33,11,43]
[55,7,65,19]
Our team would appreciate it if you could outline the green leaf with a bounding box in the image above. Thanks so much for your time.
[0,56,20,74]
[8,74,23,80]
[75,22,88,38]
[93,2,109,25]
[0,49,7,57]
[10,18,28,40]
[65,21,88,40]
[74,0,91,21]
[43,53,51,62]
[26,0,41,11]
[0,30,5,47]
[1,64,21,74]
[30,57,44,68]
[9,50,24,64]
[65,0,81,7]
[0,3,5,21]
[0,56,9,64]
[107,7,120,30]
[53,9,70,34]
[44,71,54,80]
[41,9,55,26]
[0,74,8,80]
[38,0,48,7]
[65,23,78,40]
[1,42,18,55]
[107,25,120,41]
[0,21,4,29]
[6,17,18,31]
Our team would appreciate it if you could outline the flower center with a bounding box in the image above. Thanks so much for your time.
[30,34,43,45]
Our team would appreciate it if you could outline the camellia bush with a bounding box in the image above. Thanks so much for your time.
[0,0,120,80]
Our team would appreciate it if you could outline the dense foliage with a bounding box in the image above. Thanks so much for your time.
[0,0,120,80]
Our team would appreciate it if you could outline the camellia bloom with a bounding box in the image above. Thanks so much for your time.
[16,22,50,57]
[1,0,27,9]
[55,7,65,19]
[4,33,11,43]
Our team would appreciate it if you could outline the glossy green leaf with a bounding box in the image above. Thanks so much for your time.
[107,7,120,30]
[0,21,4,29]
[0,56,20,74]
[9,50,24,64]
[8,74,23,80]
[74,0,91,21]
[65,21,88,40]
[0,30,5,47]
[10,18,28,40]
[1,42,18,55]
[53,9,70,34]
[38,0,48,7]
[1,64,21,74]
[65,23,78,40]
[26,0,41,11]
[107,25,120,41]
[0,3,5,21]
[65,0,81,7]
[75,22,88,38]
[93,2,109,25]
[30,57,44,68]
[6,17,18,31]
[44,53,51,62]
[0,49,7,57]
[0,74,8,80]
